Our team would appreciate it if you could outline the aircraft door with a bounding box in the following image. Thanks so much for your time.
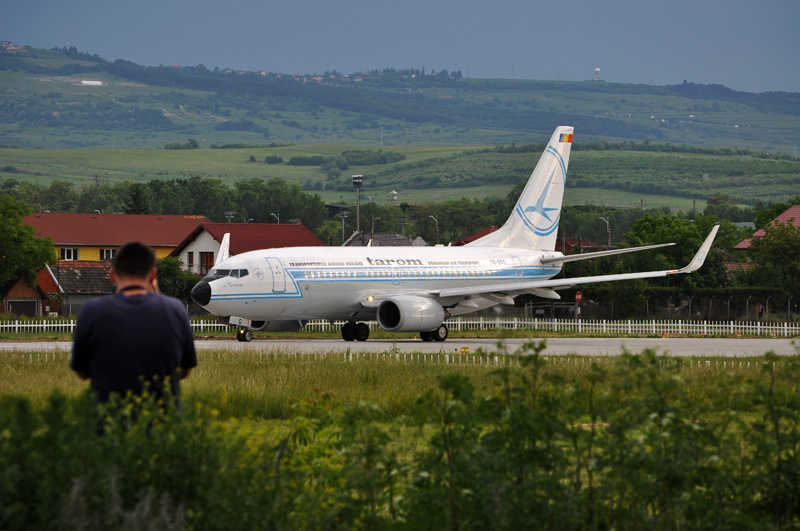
[512,256,523,281]
[266,257,286,293]
[391,267,401,286]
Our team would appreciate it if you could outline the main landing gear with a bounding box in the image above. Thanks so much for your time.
[420,324,448,342]
[237,327,253,342]
[342,321,370,342]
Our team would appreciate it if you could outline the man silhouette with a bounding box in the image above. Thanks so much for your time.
[71,242,197,409]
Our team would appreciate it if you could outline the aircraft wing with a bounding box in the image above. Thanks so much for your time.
[539,242,675,265]
[432,224,719,301]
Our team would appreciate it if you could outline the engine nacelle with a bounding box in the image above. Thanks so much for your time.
[250,320,307,332]
[376,296,445,332]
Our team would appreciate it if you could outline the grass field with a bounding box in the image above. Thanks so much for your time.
[4,141,797,207]
[0,344,793,420]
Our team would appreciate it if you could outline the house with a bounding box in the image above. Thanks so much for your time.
[1,265,61,317]
[49,261,115,315]
[24,213,209,262]
[1,261,114,317]
[734,205,800,250]
[555,238,605,254]
[452,226,499,246]
[171,223,325,275]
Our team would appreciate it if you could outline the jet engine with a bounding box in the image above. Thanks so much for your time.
[376,296,445,332]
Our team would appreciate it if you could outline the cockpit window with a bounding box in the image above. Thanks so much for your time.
[209,268,248,278]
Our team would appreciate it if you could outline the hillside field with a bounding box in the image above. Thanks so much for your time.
[3,143,799,208]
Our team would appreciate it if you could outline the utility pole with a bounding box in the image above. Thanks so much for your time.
[339,210,349,243]
[429,215,439,244]
[598,216,611,249]
[352,175,363,238]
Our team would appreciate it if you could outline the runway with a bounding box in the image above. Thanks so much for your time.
[1,337,797,357]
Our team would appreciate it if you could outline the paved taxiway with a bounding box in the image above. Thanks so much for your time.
[2,337,797,356]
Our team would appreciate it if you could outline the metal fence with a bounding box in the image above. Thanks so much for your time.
[2,317,798,337]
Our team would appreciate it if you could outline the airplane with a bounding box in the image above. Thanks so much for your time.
[190,126,719,342]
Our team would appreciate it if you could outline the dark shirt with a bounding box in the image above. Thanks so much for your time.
[71,291,197,407]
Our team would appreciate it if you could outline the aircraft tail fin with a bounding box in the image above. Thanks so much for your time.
[214,233,230,266]
[467,126,573,250]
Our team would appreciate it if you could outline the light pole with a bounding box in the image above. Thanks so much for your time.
[224,211,236,223]
[352,175,363,237]
[270,212,280,223]
[371,217,381,242]
[399,218,408,237]
[339,211,349,242]
[429,215,439,244]
[598,216,611,249]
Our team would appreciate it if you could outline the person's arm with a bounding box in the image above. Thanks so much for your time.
[71,303,97,380]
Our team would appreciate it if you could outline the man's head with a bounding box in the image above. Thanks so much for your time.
[112,242,156,282]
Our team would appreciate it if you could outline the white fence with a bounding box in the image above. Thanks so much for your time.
[2,317,798,337]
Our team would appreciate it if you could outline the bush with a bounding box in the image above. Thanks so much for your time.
[3,348,800,528]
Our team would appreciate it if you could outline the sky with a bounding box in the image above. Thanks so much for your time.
[4,0,799,93]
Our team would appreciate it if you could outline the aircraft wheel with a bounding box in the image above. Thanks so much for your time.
[354,322,370,341]
[420,331,434,342]
[433,325,448,342]
[341,322,356,342]
[237,328,253,342]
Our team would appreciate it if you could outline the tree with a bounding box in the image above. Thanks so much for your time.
[156,257,199,306]
[0,196,57,288]
[43,180,79,212]
[124,183,150,214]
[621,214,727,291]
[749,219,800,296]
[754,196,800,230]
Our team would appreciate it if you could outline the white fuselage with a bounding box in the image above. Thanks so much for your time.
[202,245,562,322]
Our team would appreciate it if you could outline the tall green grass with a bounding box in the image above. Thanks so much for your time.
[3,345,791,420]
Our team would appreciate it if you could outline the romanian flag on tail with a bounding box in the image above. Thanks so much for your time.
[559,133,573,143]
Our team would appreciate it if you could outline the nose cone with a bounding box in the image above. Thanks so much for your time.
[191,280,211,306]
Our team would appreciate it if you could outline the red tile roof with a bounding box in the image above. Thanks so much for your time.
[24,213,209,248]
[555,238,605,254]
[36,265,62,294]
[173,223,325,256]
[50,261,114,294]
[734,205,800,250]
[452,226,500,246]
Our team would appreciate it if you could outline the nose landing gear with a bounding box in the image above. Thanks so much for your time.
[237,327,253,342]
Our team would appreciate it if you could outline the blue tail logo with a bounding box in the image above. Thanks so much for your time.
[515,147,566,237]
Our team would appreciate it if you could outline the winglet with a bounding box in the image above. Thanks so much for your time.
[214,233,231,266]
[671,224,719,275]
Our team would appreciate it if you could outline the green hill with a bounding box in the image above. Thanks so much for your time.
[2,44,799,153]
[2,43,800,210]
